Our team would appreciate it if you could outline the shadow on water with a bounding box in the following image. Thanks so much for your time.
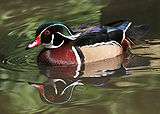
[0,0,160,114]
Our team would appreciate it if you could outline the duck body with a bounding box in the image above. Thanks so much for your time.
[27,21,134,66]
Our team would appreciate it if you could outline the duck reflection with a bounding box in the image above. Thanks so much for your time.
[38,54,126,79]
[29,54,128,104]
[29,79,83,104]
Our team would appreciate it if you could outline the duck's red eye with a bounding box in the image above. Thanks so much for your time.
[44,30,50,35]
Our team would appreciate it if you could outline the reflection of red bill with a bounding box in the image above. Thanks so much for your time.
[30,83,45,96]
[27,35,41,49]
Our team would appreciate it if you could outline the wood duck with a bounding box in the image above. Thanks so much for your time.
[26,20,147,66]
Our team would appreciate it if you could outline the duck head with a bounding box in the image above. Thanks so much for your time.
[26,22,80,49]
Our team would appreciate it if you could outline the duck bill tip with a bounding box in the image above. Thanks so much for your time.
[29,83,45,95]
[26,35,41,50]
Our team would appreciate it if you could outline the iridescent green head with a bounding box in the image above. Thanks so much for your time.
[26,22,80,49]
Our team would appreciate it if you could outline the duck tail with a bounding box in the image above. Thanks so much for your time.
[106,20,150,48]
[115,21,132,47]
[122,24,150,50]
[123,24,150,49]
[126,24,150,41]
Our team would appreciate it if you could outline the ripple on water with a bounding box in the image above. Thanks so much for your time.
[0,48,39,72]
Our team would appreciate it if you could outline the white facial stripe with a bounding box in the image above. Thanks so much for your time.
[43,34,64,49]
[39,23,80,48]
[56,32,81,40]
[39,23,80,40]
[42,34,54,47]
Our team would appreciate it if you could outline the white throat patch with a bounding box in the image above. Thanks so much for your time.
[43,34,64,49]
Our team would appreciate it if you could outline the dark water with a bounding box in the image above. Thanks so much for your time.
[0,0,160,114]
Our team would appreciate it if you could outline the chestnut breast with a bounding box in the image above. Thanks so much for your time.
[38,46,78,65]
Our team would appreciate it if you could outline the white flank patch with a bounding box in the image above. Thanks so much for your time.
[72,46,82,78]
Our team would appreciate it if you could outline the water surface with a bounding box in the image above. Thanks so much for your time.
[0,0,160,114]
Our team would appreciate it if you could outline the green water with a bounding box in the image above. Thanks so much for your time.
[0,0,160,114]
